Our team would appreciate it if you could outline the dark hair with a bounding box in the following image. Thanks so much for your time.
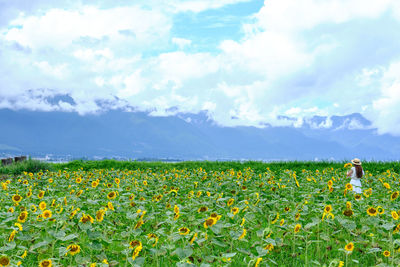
[355,165,363,178]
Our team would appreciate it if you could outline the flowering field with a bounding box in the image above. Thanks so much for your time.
[0,165,399,266]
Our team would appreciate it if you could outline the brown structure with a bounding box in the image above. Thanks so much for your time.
[1,156,27,166]
[14,156,27,163]
[1,158,14,166]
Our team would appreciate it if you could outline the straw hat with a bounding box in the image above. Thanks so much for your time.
[351,158,361,165]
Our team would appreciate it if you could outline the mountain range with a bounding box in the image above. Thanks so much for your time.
[0,108,399,161]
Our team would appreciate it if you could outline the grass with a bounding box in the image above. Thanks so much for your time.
[0,158,53,176]
[1,162,399,266]
[2,159,400,176]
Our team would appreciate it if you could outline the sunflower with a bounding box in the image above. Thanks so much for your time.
[43,210,52,219]
[80,214,94,224]
[383,183,390,189]
[254,258,262,267]
[280,219,285,226]
[27,189,32,197]
[12,194,22,203]
[134,219,144,229]
[210,212,222,221]
[294,224,301,233]
[345,183,353,191]
[15,223,23,231]
[354,194,362,201]
[39,259,52,267]
[30,204,37,212]
[327,180,333,187]
[377,206,385,215]
[238,228,247,240]
[107,202,114,211]
[39,202,46,211]
[174,213,180,220]
[0,255,10,266]
[364,188,372,198]
[383,250,390,257]
[17,211,28,223]
[174,205,180,213]
[284,207,290,212]
[231,207,239,215]
[66,244,81,255]
[196,191,202,197]
[179,227,190,235]
[91,181,99,188]
[204,217,216,228]
[367,207,378,216]
[76,190,83,197]
[9,229,17,242]
[8,207,14,213]
[344,163,352,168]
[130,202,136,207]
[129,240,142,249]
[107,191,116,200]
[70,210,78,219]
[227,198,234,207]
[391,191,399,201]
[392,211,399,220]
[198,206,208,213]
[96,209,105,222]
[271,213,279,224]
[324,205,332,213]
[115,178,120,185]
[295,213,301,220]
[241,217,246,226]
[143,180,148,186]
[56,205,63,214]
[132,243,143,261]
[262,242,274,252]
[189,232,198,245]
[343,209,354,217]
[75,177,82,184]
[38,190,45,199]
[346,201,352,210]
[345,242,354,252]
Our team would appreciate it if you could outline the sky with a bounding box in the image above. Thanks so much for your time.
[1,0,400,135]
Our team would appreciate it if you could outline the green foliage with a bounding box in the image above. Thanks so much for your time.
[51,159,400,175]
[0,158,52,176]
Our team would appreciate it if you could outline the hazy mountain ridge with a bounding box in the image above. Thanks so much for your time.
[0,109,398,160]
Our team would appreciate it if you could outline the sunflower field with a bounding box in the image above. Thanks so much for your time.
[1,164,400,266]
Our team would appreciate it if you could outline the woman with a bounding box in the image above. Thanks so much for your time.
[346,158,364,194]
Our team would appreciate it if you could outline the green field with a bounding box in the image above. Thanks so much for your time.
[0,160,400,266]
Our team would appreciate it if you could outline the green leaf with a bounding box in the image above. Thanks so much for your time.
[381,223,395,231]
[30,241,49,251]
[0,242,16,252]
[367,248,382,253]
[221,252,237,258]
[58,246,68,257]
[62,233,79,241]
[211,239,228,247]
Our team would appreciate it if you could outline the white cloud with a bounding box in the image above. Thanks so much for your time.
[170,0,253,13]
[371,61,400,135]
[172,37,192,49]
[33,61,69,79]
[4,6,171,50]
[2,0,400,135]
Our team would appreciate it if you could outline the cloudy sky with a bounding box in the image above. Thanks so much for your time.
[1,0,400,135]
